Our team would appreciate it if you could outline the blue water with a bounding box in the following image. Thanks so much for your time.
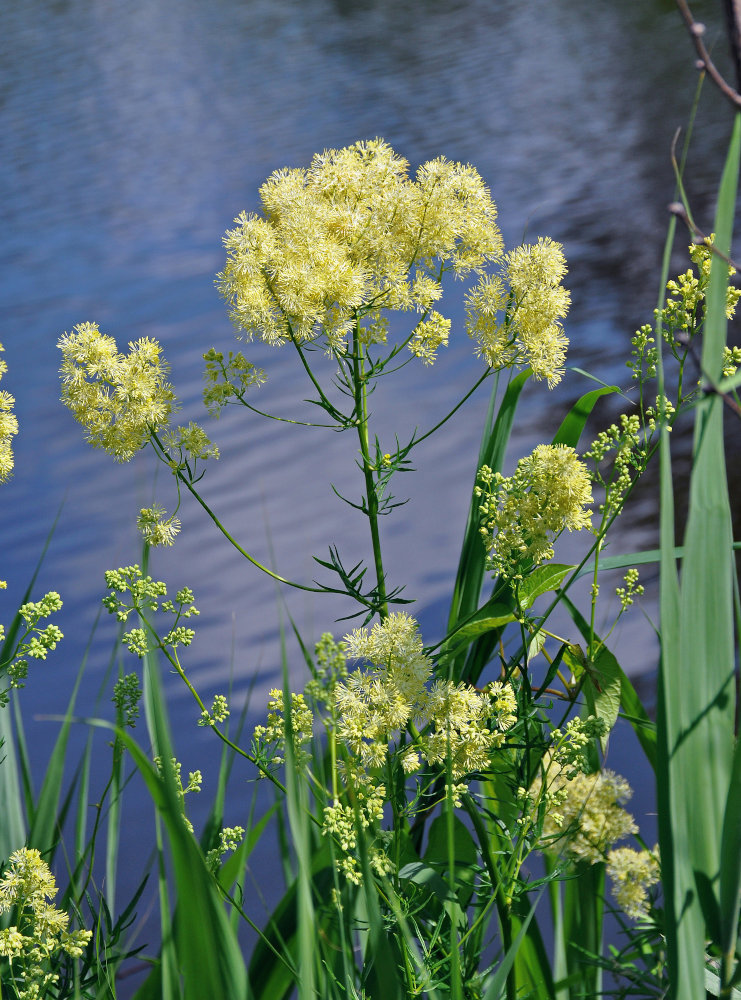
[1,0,737,989]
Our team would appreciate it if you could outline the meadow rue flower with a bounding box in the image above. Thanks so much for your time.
[218,139,502,359]
[477,444,593,581]
[58,322,176,461]
[202,348,266,417]
[207,693,230,724]
[421,679,500,778]
[206,825,245,873]
[537,767,638,864]
[322,778,387,886]
[408,311,451,365]
[0,847,92,991]
[253,689,314,768]
[1,592,64,705]
[616,568,644,610]
[305,633,348,710]
[137,505,181,547]
[466,237,571,386]
[112,672,142,727]
[153,757,202,832]
[0,343,19,483]
[161,421,219,464]
[606,845,660,920]
[657,238,741,342]
[337,613,515,778]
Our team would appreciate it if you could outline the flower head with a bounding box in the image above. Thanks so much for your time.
[466,237,570,386]
[477,444,593,580]
[537,767,637,864]
[218,139,502,361]
[137,505,181,547]
[606,845,660,920]
[0,847,92,985]
[0,345,19,484]
[58,322,176,461]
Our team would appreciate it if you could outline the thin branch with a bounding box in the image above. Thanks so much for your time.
[676,0,741,110]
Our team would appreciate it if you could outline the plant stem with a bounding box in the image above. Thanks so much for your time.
[352,327,389,619]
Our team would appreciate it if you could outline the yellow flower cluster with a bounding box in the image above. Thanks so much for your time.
[658,238,741,336]
[253,688,314,769]
[323,778,386,886]
[606,845,660,920]
[337,613,515,779]
[537,767,637,865]
[0,848,92,997]
[477,444,593,581]
[218,139,502,358]
[0,344,19,484]
[137,505,181,547]
[466,237,570,386]
[58,322,176,461]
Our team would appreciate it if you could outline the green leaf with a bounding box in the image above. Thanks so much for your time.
[657,111,741,1000]
[482,892,544,1000]
[518,564,574,610]
[398,861,458,905]
[552,385,619,448]
[447,370,530,647]
[446,602,517,646]
[583,645,622,743]
[719,725,741,958]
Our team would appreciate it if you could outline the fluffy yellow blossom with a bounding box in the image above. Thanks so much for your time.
[253,688,314,768]
[0,344,19,483]
[58,322,176,461]
[0,847,92,991]
[337,614,515,778]
[606,845,660,920]
[421,679,500,778]
[137,505,181,547]
[477,444,593,580]
[537,767,637,864]
[218,139,502,360]
[466,237,570,386]
[408,311,451,365]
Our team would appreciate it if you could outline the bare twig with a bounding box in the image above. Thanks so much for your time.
[676,0,741,110]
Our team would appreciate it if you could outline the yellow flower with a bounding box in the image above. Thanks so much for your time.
[537,768,637,864]
[58,322,176,461]
[0,847,92,984]
[467,237,570,386]
[607,846,660,920]
[0,344,19,483]
[478,444,593,580]
[218,139,502,362]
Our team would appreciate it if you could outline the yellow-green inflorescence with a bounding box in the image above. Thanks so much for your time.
[476,444,593,581]
[216,138,570,383]
[57,324,218,545]
[0,344,19,484]
[58,322,177,462]
[0,847,92,998]
[254,613,517,884]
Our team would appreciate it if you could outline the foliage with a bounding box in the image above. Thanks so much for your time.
[0,83,740,1000]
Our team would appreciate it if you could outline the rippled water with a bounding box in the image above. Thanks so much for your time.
[1,0,738,985]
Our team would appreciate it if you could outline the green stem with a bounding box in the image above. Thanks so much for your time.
[149,430,325,595]
[352,328,389,618]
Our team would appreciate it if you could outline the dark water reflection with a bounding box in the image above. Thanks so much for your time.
[1,0,738,986]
